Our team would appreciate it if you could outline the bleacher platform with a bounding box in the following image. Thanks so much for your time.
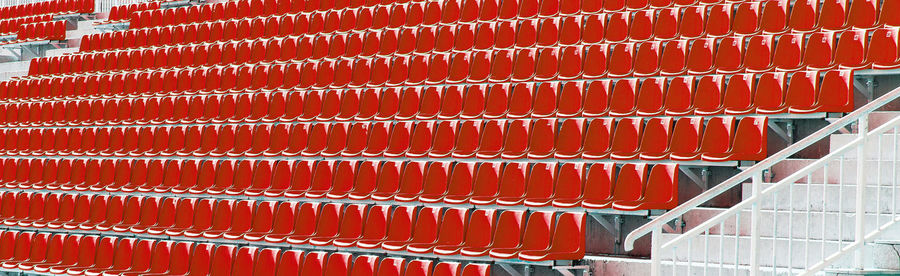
[0,0,893,275]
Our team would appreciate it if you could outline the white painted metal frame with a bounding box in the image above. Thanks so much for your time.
[626,85,900,275]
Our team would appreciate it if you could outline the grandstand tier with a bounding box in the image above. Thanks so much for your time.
[0,0,894,274]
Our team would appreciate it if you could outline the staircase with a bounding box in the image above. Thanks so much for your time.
[623,85,900,275]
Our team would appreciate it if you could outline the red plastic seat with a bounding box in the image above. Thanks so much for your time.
[613,164,680,210]
[490,211,553,259]
[635,77,666,116]
[582,118,614,159]
[462,210,524,257]
[607,79,638,117]
[870,27,900,69]
[793,70,854,114]
[805,32,837,70]
[835,29,870,69]
[723,74,757,115]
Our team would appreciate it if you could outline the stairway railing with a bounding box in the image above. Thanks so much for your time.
[625,77,900,275]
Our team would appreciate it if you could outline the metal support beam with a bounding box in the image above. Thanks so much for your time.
[853,76,877,101]
[497,264,524,276]
[588,213,616,234]
[553,265,591,276]
[767,121,794,143]
[679,167,708,190]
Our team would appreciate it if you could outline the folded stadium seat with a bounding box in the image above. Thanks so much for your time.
[706,4,733,37]
[501,83,530,118]
[310,203,364,245]
[733,2,763,35]
[631,42,662,77]
[607,43,634,78]
[302,160,337,199]
[692,75,726,115]
[443,87,472,118]
[608,78,638,116]
[876,0,899,26]
[695,117,738,160]
[2,232,46,271]
[339,123,369,158]
[500,119,530,159]
[224,200,275,239]
[771,71,819,113]
[607,118,643,160]
[361,122,391,157]
[465,162,502,205]
[820,0,850,31]
[794,70,854,113]
[490,211,554,260]
[707,117,770,161]
[489,162,527,206]
[378,205,438,250]
[679,6,706,38]
[714,37,744,73]
[769,34,805,71]
[418,162,451,203]
[870,27,900,69]
[475,120,506,159]
[736,35,774,72]
[582,44,608,79]
[687,38,717,74]
[322,123,349,157]
[354,205,413,250]
[553,118,586,159]
[203,200,255,240]
[261,201,315,243]
[431,162,473,204]
[722,74,757,115]
[805,31,838,70]
[835,29,870,69]
[601,12,628,43]
[392,161,432,202]
[260,161,294,197]
[634,77,667,116]
[658,40,688,76]
[525,118,556,158]
[753,72,788,114]
[177,198,222,236]
[580,118,615,159]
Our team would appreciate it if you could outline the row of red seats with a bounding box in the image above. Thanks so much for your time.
[62,36,887,93]
[0,191,586,261]
[47,26,900,80]
[0,0,92,20]
[115,0,900,52]
[0,230,491,275]
[97,2,160,24]
[1,72,852,124]
[124,0,617,31]
[0,114,764,161]
[7,20,65,42]
[0,157,677,210]
[0,14,52,36]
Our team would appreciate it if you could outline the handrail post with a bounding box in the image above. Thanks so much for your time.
[855,116,869,270]
[651,228,661,276]
[750,172,762,274]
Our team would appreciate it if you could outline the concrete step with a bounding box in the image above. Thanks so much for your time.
[680,207,900,241]
[741,182,900,214]
[768,158,900,185]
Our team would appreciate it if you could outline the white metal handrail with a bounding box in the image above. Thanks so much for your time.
[625,83,900,275]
